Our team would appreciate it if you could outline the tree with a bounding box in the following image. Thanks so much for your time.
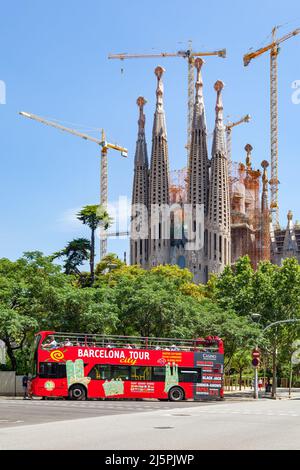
[52,238,91,275]
[93,263,260,359]
[230,350,252,390]
[208,256,255,317]
[0,252,65,370]
[0,306,37,371]
[210,255,300,397]
[95,253,125,277]
[77,205,112,283]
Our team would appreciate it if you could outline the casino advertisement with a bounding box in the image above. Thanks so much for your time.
[193,352,224,399]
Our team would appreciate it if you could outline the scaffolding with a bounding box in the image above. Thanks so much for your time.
[230,152,266,268]
[169,168,188,204]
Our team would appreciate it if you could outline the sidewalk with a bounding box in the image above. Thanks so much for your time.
[224,387,300,400]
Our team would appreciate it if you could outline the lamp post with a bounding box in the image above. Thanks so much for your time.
[250,313,261,399]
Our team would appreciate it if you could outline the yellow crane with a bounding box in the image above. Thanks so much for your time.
[226,114,251,167]
[19,111,128,259]
[108,41,226,157]
[243,26,300,227]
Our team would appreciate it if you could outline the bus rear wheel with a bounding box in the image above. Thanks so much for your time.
[168,387,185,402]
[68,384,86,401]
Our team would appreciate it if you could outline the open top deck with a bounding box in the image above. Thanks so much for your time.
[38,331,223,353]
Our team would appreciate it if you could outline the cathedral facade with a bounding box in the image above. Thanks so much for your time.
[130,62,299,279]
[130,60,231,284]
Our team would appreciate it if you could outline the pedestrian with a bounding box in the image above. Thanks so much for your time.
[258,378,263,391]
[43,335,58,349]
[22,373,29,399]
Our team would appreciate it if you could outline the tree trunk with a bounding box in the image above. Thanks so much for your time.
[90,228,95,284]
[239,369,242,391]
[6,341,17,371]
[271,344,277,399]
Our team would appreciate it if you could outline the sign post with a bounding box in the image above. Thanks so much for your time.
[252,349,260,399]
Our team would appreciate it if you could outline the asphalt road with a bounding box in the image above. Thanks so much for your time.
[0,398,299,450]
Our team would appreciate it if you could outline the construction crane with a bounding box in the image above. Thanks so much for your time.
[226,114,251,166]
[19,111,128,259]
[243,26,300,227]
[108,41,226,157]
[105,231,129,238]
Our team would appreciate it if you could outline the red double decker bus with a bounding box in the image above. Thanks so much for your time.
[29,331,224,401]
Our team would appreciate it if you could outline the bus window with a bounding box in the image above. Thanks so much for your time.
[152,367,165,381]
[179,368,201,383]
[131,366,151,381]
[39,362,66,379]
[111,365,130,381]
[88,365,111,380]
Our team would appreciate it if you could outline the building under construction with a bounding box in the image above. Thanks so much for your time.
[271,211,300,265]
[130,58,297,282]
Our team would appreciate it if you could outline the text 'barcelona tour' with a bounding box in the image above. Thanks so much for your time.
[77,348,150,361]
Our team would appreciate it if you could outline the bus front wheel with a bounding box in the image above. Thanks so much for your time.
[68,384,86,401]
[168,387,185,402]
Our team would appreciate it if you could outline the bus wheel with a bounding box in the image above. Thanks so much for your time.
[168,387,185,402]
[69,384,86,401]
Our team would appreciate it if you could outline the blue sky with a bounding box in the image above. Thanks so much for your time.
[1,0,300,263]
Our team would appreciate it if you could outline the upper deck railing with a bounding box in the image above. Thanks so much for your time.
[38,331,223,353]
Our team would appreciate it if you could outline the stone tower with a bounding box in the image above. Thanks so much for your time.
[271,211,300,265]
[208,81,231,274]
[260,160,271,261]
[130,97,149,266]
[149,66,170,266]
[186,58,210,283]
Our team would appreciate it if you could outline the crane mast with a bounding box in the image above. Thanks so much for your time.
[270,28,279,227]
[109,44,226,159]
[225,114,251,171]
[243,27,300,227]
[19,111,128,259]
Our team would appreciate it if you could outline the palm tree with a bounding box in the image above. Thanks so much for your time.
[77,204,112,283]
[52,238,91,275]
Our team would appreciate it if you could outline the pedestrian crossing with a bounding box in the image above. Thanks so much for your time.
[1,399,299,420]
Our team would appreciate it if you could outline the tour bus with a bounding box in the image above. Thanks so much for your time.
[29,331,224,401]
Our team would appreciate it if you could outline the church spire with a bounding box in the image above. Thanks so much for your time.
[187,58,209,212]
[149,66,170,266]
[134,96,148,166]
[149,66,169,206]
[211,80,227,158]
[261,160,269,212]
[193,58,206,130]
[130,96,149,266]
[208,81,231,273]
[283,210,298,254]
[152,66,167,139]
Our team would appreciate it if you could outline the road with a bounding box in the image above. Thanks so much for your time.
[0,398,299,450]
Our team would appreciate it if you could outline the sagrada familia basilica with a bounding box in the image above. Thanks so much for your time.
[130,60,300,282]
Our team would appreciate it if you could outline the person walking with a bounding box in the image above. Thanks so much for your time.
[22,374,29,399]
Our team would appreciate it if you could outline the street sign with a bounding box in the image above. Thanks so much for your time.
[252,357,259,367]
[252,349,260,359]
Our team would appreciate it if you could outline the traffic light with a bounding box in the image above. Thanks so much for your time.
[252,357,260,367]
